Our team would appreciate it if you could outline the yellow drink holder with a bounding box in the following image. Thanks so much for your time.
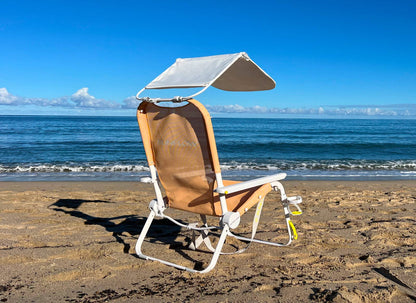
[288,220,298,240]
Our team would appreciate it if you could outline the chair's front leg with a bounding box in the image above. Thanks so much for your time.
[198,225,229,274]
[257,181,299,245]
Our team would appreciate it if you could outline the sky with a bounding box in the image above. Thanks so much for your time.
[1,0,415,117]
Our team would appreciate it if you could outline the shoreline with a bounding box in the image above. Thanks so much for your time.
[1,171,416,182]
[1,179,416,190]
[1,180,415,302]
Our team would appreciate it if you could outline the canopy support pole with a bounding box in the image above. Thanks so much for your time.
[136,86,210,103]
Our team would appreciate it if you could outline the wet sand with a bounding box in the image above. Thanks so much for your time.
[0,181,415,302]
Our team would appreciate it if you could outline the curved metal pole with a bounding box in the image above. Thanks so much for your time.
[136,87,146,100]
[186,85,210,99]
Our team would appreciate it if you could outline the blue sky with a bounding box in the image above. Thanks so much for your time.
[1,0,415,117]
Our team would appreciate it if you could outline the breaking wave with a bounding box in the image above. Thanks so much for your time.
[1,160,416,174]
[220,160,416,171]
[0,164,149,173]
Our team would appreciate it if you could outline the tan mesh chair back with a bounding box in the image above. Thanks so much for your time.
[137,99,271,216]
[138,99,220,215]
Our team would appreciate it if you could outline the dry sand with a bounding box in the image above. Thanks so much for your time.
[0,181,415,302]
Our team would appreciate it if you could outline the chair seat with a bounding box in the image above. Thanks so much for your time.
[168,179,272,217]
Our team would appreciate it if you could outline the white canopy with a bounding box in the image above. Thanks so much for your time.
[137,52,275,101]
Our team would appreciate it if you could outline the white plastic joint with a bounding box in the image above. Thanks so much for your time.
[220,212,241,229]
[149,199,159,213]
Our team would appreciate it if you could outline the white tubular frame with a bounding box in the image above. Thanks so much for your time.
[227,180,297,247]
[215,173,287,194]
[136,86,210,103]
[135,169,301,273]
[135,207,230,273]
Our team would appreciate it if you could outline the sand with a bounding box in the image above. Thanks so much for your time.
[0,181,415,302]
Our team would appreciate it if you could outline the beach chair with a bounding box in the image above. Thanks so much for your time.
[135,53,302,273]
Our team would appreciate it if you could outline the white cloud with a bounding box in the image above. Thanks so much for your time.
[0,87,121,109]
[1,87,415,116]
[0,88,58,106]
[47,97,73,107]
[0,88,22,105]
[121,96,139,109]
[206,103,416,116]
[206,104,253,113]
[70,88,120,108]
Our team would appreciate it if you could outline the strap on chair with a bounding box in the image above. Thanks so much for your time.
[191,196,267,255]
[189,215,216,252]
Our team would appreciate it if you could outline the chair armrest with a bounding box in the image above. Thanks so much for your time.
[215,173,287,195]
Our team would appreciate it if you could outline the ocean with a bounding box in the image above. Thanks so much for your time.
[1,115,415,181]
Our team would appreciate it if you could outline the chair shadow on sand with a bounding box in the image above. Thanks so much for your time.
[48,198,205,267]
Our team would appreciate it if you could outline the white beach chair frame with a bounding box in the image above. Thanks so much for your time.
[135,166,302,273]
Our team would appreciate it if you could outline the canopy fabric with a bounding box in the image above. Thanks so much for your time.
[144,52,275,92]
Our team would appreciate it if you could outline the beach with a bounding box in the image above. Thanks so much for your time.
[0,181,415,302]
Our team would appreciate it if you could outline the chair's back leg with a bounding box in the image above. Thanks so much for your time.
[135,210,156,258]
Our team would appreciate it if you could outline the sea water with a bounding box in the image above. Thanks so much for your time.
[1,115,415,181]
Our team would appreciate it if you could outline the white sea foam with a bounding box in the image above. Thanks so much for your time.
[2,160,416,174]
[0,164,150,173]
[1,160,416,181]
[220,160,416,171]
